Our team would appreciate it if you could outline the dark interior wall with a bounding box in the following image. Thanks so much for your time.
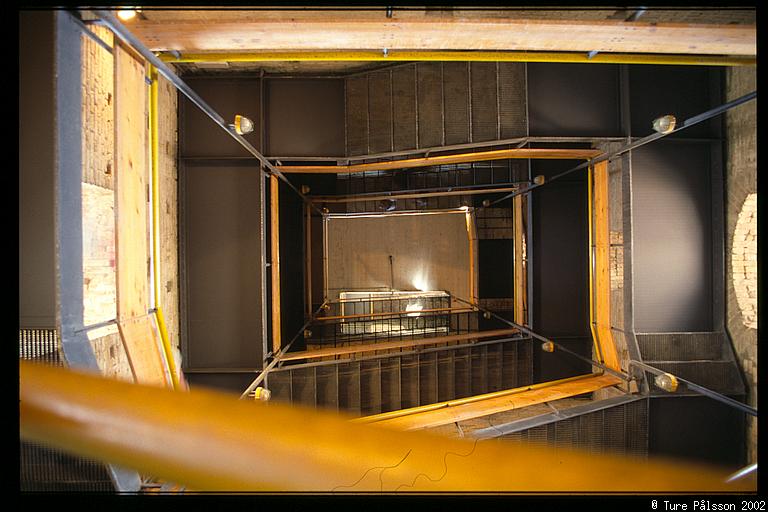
[527,63,622,137]
[183,163,263,369]
[631,142,715,332]
[180,78,266,386]
[530,163,591,382]
[265,79,345,157]
[19,11,56,328]
[648,396,745,468]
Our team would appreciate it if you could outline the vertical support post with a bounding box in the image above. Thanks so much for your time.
[270,174,282,352]
[513,194,526,325]
[466,210,479,304]
[305,202,313,318]
[591,160,621,371]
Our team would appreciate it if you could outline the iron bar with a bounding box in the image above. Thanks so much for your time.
[452,297,632,382]
[310,184,521,204]
[629,360,757,417]
[239,301,328,399]
[92,10,324,216]
[274,334,528,372]
[485,90,757,208]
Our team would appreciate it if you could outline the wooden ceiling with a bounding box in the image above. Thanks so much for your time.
[100,7,756,75]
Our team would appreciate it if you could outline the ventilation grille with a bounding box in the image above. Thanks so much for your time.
[19,328,62,366]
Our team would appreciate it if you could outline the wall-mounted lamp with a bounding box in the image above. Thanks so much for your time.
[117,7,141,21]
[652,114,676,134]
[654,372,679,392]
[232,114,255,135]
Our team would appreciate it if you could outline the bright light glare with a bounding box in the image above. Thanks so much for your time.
[412,273,430,292]
[405,302,423,317]
[117,8,138,20]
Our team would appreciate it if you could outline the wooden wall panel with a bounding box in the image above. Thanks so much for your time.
[118,316,170,387]
[115,45,150,321]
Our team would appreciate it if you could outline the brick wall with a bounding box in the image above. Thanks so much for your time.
[725,66,757,463]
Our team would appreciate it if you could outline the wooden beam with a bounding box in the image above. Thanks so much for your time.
[278,148,602,174]
[466,211,478,303]
[360,374,622,431]
[592,160,621,371]
[311,186,518,204]
[117,316,169,388]
[513,195,526,325]
[270,174,282,352]
[281,328,518,362]
[305,204,312,318]
[131,14,755,56]
[115,45,149,322]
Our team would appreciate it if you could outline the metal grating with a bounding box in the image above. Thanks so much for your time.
[269,339,533,416]
[345,75,369,156]
[368,70,393,154]
[502,399,649,457]
[443,62,471,145]
[416,62,443,148]
[470,62,499,142]
[391,65,417,151]
[497,62,528,138]
[647,361,744,396]
[20,328,116,493]
[20,441,114,492]
[637,332,725,361]
[19,328,62,365]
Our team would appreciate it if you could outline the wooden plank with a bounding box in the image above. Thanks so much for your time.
[278,148,602,174]
[117,315,170,387]
[311,186,518,204]
[305,204,312,317]
[130,14,755,55]
[592,160,621,371]
[270,174,282,351]
[281,328,518,362]
[114,45,150,321]
[513,195,525,324]
[363,374,621,431]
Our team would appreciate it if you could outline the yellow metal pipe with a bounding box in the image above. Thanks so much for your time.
[149,66,180,390]
[19,361,754,492]
[158,50,756,67]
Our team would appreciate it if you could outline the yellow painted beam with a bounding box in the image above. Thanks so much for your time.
[270,174,282,352]
[278,148,602,174]
[20,361,754,492]
[358,374,622,431]
[590,160,621,372]
[158,50,756,67]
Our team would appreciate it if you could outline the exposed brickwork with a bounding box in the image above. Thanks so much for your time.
[725,66,757,463]
[82,183,117,326]
[81,26,114,189]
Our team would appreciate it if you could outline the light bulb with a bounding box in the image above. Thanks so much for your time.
[117,8,139,21]
[234,114,254,135]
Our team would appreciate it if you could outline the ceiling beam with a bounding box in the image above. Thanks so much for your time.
[129,13,755,56]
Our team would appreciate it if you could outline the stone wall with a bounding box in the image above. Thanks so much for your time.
[725,66,757,463]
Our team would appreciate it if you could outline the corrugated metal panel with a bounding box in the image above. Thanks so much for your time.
[316,365,339,412]
[416,62,443,148]
[497,62,528,138]
[391,65,417,151]
[368,71,393,154]
[345,75,369,156]
[380,357,401,413]
[502,399,649,457]
[648,361,744,395]
[443,62,470,145]
[361,359,383,415]
[470,62,498,142]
